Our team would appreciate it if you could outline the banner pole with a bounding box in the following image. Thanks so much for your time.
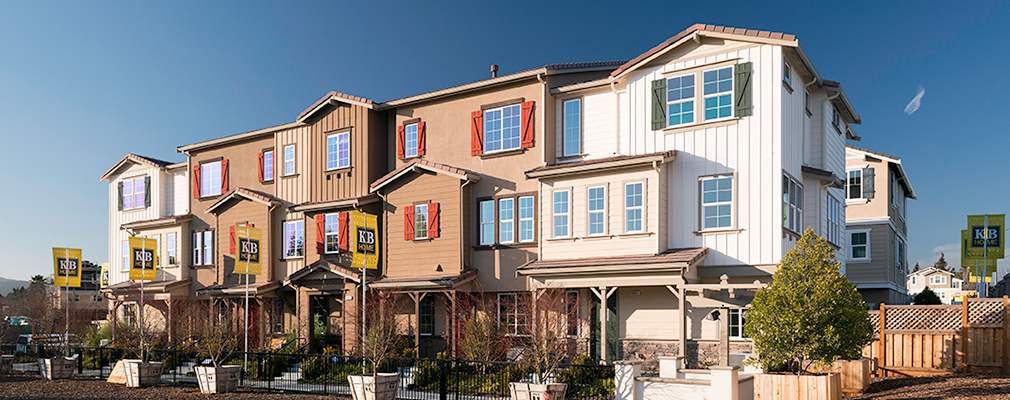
[985,214,990,297]
[65,247,70,356]
[244,228,250,372]
[140,238,146,361]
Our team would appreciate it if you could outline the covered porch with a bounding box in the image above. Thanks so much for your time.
[196,280,280,351]
[283,259,362,353]
[102,278,191,345]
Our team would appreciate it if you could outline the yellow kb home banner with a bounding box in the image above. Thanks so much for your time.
[962,229,999,276]
[351,211,379,270]
[128,237,158,281]
[51,248,82,288]
[233,225,262,275]
[965,214,1005,259]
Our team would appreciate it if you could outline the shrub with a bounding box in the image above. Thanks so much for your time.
[913,287,942,305]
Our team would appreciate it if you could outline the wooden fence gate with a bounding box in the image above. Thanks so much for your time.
[862,297,1009,376]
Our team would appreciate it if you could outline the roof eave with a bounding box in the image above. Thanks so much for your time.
[177,121,303,153]
[370,163,479,193]
[526,152,675,179]
[379,68,545,109]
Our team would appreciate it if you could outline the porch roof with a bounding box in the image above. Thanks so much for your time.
[517,248,707,276]
[102,278,192,294]
[368,269,477,291]
[196,281,280,297]
[283,259,361,285]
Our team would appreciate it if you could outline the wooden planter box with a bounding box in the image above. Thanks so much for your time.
[348,373,400,400]
[832,358,871,396]
[123,360,164,387]
[509,382,568,400]
[195,365,242,394]
[0,355,13,374]
[38,358,75,380]
[754,373,841,400]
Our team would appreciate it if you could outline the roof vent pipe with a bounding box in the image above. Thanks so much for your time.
[491,64,499,78]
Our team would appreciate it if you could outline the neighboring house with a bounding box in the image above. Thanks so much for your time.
[845,145,916,307]
[907,266,963,304]
[518,24,859,365]
[53,261,108,321]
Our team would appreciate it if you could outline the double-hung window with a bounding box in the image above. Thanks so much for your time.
[782,176,803,233]
[404,124,418,158]
[122,241,130,272]
[166,233,177,265]
[283,220,304,258]
[419,296,434,335]
[484,104,521,153]
[566,291,579,337]
[480,195,535,246]
[624,183,644,233]
[847,170,862,199]
[121,176,146,210]
[562,98,581,156]
[283,145,295,176]
[324,213,340,253]
[832,108,841,131]
[201,162,221,197]
[666,74,695,126]
[499,198,514,244]
[850,230,869,260]
[587,186,606,236]
[192,231,214,266]
[479,200,495,245]
[263,150,274,181]
[414,204,429,240]
[703,67,733,121]
[826,196,841,245]
[498,293,529,336]
[518,196,535,243]
[553,190,570,238]
[728,309,747,338]
[701,176,733,230]
[929,275,947,285]
[896,239,906,273]
[783,61,792,87]
[327,132,350,170]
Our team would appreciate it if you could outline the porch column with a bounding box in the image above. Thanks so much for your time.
[719,307,729,366]
[590,286,617,362]
[409,292,424,354]
[165,299,173,345]
[443,291,457,357]
[111,299,121,343]
[680,286,687,358]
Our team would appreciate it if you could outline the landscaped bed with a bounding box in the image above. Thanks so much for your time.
[0,373,344,400]
[853,373,1010,399]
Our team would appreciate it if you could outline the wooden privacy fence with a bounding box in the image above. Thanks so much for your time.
[862,297,1010,376]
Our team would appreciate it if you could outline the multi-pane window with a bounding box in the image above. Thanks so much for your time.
[930,275,947,285]
[847,170,862,199]
[588,186,605,236]
[324,213,340,253]
[896,239,906,273]
[850,231,869,260]
[782,176,803,233]
[201,161,222,197]
[499,198,514,244]
[625,183,644,233]
[566,291,579,337]
[193,231,214,266]
[703,67,733,121]
[283,145,295,176]
[479,200,495,245]
[701,176,733,229]
[498,293,529,336]
[519,196,535,243]
[166,233,177,265]
[563,99,581,156]
[484,104,521,153]
[832,108,841,130]
[404,124,418,158]
[272,300,284,334]
[414,204,429,240]
[283,220,304,258]
[152,234,161,267]
[783,61,791,86]
[263,150,274,180]
[419,296,434,335]
[121,177,146,210]
[826,196,841,245]
[327,132,350,170]
[122,241,130,272]
[728,309,747,338]
[553,190,570,238]
[666,75,695,126]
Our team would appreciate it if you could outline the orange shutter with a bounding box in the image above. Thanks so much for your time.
[428,202,439,238]
[192,164,201,199]
[257,152,264,181]
[396,125,405,159]
[315,214,326,254]
[221,159,229,193]
[521,101,535,148]
[417,121,426,156]
[229,226,236,254]
[338,212,349,252]
[470,110,483,156]
[404,205,415,240]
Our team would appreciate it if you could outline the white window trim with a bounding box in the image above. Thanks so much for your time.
[845,168,864,201]
[699,174,735,231]
[562,98,582,157]
[202,231,214,266]
[404,123,418,158]
[483,103,522,154]
[849,229,871,262]
[826,195,841,246]
[282,220,304,259]
[326,132,351,171]
[911,276,917,285]
[782,60,792,87]
[499,198,515,244]
[624,182,645,234]
[587,185,607,237]
[122,241,130,272]
[419,296,434,336]
[701,66,734,123]
[552,189,571,239]
[518,195,535,243]
[728,309,747,339]
[121,176,147,210]
[782,175,803,234]
[479,200,495,245]
[896,239,906,274]
[200,161,223,198]
[166,233,177,266]
[497,292,529,337]
[666,73,696,128]
[263,150,274,181]
[324,213,340,254]
[283,145,296,176]
[414,204,429,240]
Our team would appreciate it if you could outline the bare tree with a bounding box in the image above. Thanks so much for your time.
[514,287,579,383]
[456,285,509,363]
[357,290,405,376]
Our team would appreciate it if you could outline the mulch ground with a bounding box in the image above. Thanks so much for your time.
[0,373,348,400]
[852,373,1010,399]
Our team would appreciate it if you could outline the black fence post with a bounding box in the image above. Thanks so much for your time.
[439,359,448,400]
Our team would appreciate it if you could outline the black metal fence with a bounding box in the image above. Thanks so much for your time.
[0,344,614,400]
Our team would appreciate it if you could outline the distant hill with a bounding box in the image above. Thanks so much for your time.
[0,276,29,296]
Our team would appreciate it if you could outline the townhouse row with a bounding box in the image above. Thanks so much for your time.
[99,24,913,366]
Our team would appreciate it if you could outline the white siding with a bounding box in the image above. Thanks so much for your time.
[171,169,189,216]
[555,88,619,161]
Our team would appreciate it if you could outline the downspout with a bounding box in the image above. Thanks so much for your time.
[537,72,547,165]
[460,179,474,272]
[801,79,817,166]
[611,80,623,155]
[267,202,278,282]
[377,191,388,278]
[821,91,840,170]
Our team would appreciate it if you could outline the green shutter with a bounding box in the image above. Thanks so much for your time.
[651,79,667,130]
[144,176,151,207]
[117,182,123,211]
[734,62,753,117]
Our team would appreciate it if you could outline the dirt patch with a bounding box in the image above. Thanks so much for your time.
[0,374,346,400]
[852,373,1010,399]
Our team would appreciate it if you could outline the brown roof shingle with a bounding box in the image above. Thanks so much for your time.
[370,159,476,191]
[526,150,675,176]
[518,248,707,271]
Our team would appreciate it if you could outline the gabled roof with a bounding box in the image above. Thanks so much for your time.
[370,159,480,193]
[526,151,675,179]
[121,214,192,230]
[297,91,377,123]
[196,281,279,296]
[284,259,361,285]
[847,145,917,199]
[908,266,951,277]
[368,269,477,290]
[99,153,180,181]
[206,188,281,214]
[290,193,381,213]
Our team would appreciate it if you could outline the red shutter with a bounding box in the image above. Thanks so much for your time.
[428,202,439,239]
[229,226,236,254]
[258,152,264,181]
[396,125,405,159]
[221,159,229,193]
[338,212,349,252]
[417,121,426,156]
[470,110,483,156]
[404,205,415,241]
[315,214,325,254]
[192,164,201,199]
[521,101,535,148]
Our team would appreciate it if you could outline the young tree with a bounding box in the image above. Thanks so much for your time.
[744,228,874,375]
[358,290,405,376]
[912,287,942,305]
[189,306,238,368]
[934,253,949,272]
[514,286,579,384]
[456,285,509,363]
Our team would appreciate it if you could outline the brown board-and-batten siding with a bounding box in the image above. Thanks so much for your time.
[383,171,463,278]
[215,199,272,285]
[305,103,387,204]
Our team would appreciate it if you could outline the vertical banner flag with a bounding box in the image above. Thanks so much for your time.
[128,237,158,281]
[233,225,262,275]
[100,263,110,288]
[351,211,379,270]
[962,229,998,276]
[51,248,82,288]
[966,214,1005,258]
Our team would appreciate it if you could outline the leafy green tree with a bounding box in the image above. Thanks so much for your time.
[744,228,874,375]
[912,287,942,305]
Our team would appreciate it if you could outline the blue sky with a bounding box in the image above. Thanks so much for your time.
[0,1,1007,281]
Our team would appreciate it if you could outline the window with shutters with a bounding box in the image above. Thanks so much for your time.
[404,124,418,158]
[324,213,340,254]
[553,190,570,238]
[703,67,733,121]
[326,132,350,170]
[283,220,304,259]
[847,170,862,200]
[121,176,147,210]
[263,150,274,181]
[656,62,749,130]
[562,98,582,156]
[625,182,644,233]
[782,175,803,234]
[484,104,521,153]
[587,186,606,236]
[850,230,870,261]
[701,176,733,230]
[283,145,295,176]
[201,162,222,197]
[666,74,695,126]
[414,204,429,240]
[166,233,177,265]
